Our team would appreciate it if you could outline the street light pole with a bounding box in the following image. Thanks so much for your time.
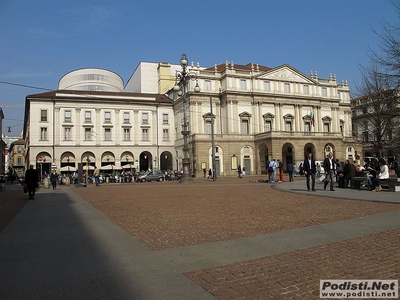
[210,96,216,181]
[173,54,200,184]
[86,156,89,186]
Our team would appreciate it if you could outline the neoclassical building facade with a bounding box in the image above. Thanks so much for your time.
[23,69,176,176]
[23,62,358,177]
[166,62,357,177]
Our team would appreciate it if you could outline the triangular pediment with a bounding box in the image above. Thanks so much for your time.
[257,64,315,84]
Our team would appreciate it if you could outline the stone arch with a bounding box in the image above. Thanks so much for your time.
[282,143,295,169]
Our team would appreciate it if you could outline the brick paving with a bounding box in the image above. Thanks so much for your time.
[0,186,29,233]
[185,228,400,299]
[2,177,399,300]
[71,178,400,299]
[72,179,400,251]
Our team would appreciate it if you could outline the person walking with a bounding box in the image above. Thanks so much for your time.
[278,159,284,182]
[268,159,278,183]
[323,152,336,191]
[50,171,58,189]
[93,166,100,186]
[208,168,212,179]
[343,160,356,188]
[287,162,294,182]
[25,164,39,200]
[237,165,242,178]
[303,153,316,191]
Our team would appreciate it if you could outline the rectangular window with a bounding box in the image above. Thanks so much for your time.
[241,120,248,134]
[85,111,91,123]
[40,127,47,140]
[240,79,246,90]
[85,128,91,140]
[324,123,330,132]
[163,113,168,124]
[17,157,22,165]
[123,128,130,141]
[40,110,47,122]
[123,112,130,123]
[205,80,211,91]
[264,81,270,91]
[64,110,71,122]
[322,87,327,96]
[142,128,149,140]
[363,131,369,142]
[205,120,211,134]
[285,121,292,131]
[265,121,271,132]
[303,85,309,95]
[163,129,169,141]
[338,92,341,100]
[64,128,71,140]
[305,122,311,132]
[104,111,111,123]
[142,113,148,124]
[284,83,290,93]
[104,128,111,141]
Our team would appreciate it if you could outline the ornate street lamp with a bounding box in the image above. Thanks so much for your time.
[86,156,90,186]
[173,54,200,183]
[67,157,70,178]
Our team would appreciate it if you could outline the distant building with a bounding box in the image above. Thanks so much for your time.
[165,62,357,176]
[23,60,358,177]
[351,90,399,161]
[24,68,175,176]
[8,138,25,179]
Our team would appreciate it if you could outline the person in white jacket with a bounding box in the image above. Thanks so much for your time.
[373,159,389,192]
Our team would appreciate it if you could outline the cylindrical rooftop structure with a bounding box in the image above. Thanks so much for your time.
[59,68,124,92]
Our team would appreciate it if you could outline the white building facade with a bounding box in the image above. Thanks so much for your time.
[23,62,358,177]
[23,68,176,177]
[167,62,357,177]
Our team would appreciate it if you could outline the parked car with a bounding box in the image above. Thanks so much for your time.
[0,174,5,183]
[138,171,164,182]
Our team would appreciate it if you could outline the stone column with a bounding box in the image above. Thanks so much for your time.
[95,108,101,145]
[115,109,120,144]
[76,108,81,146]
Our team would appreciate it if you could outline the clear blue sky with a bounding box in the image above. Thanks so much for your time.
[0,0,398,136]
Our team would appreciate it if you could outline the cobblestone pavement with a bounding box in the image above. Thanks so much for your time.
[185,229,400,299]
[2,176,399,299]
[72,178,399,251]
[70,176,400,299]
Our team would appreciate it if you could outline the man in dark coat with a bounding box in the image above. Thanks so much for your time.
[323,152,336,191]
[303,153,317,191]
[343,160,356,188]
[25,164,39,200]
[287,162,294,182]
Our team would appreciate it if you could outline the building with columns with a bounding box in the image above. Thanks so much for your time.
[166,61,357,177]
[23,68,176,177]
[23,61,358,178]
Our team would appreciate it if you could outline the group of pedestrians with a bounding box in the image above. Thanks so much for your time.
[303,152,336,192]
[266,159,285,183]
[360,158,389,192]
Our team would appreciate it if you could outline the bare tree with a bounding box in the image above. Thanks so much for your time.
[353,2,400,159]
[368,1,400,88]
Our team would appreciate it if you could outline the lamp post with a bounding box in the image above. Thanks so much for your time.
[173,54,201,183]
[86,156,90,185]
[43,157,46,181]
[126,156,129,182]
[67,157,70,178]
